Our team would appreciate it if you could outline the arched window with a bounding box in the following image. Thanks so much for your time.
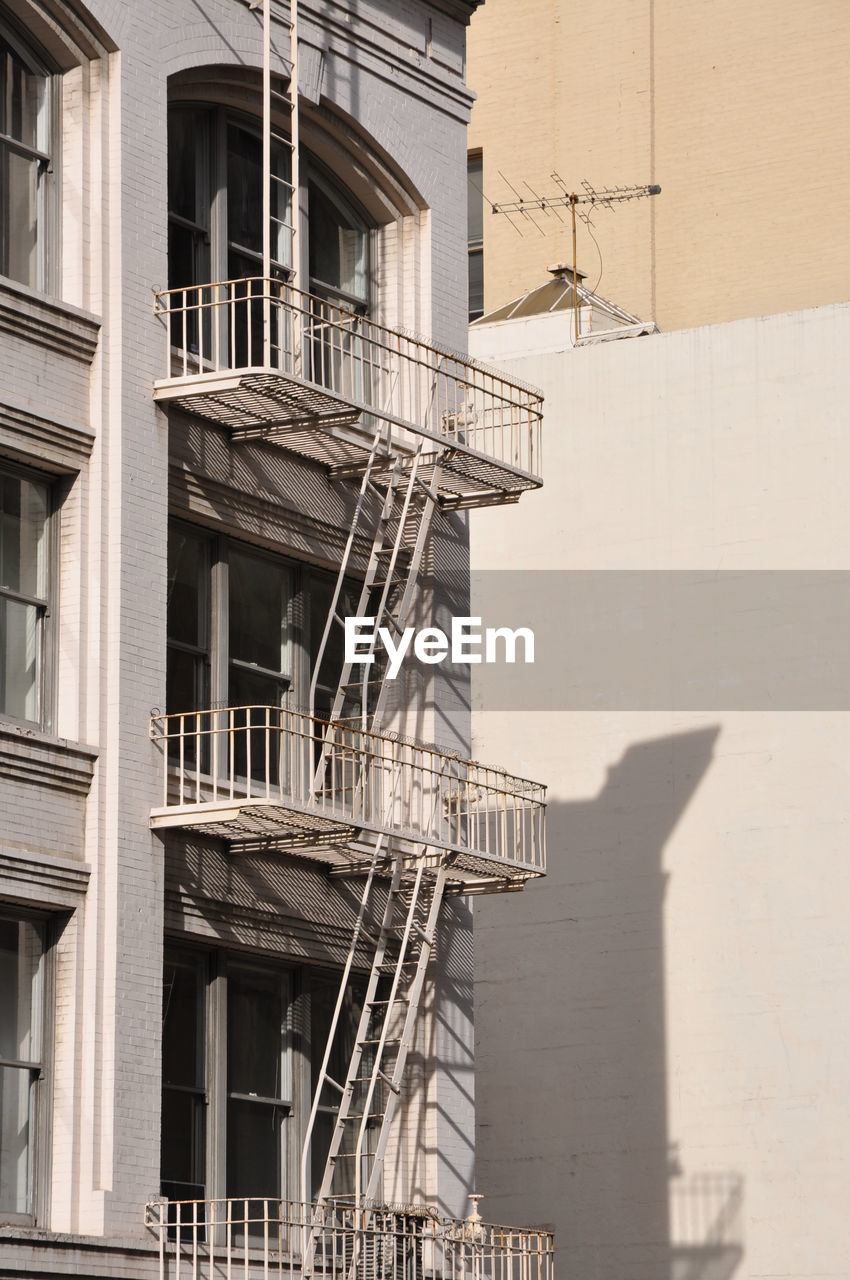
[0,26,54,291]
[167,105,370,309]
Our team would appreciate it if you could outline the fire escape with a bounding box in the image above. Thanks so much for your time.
[147,4,552,1279]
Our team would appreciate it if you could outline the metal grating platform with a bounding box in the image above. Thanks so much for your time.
[150,798,357,845]
[155,370,541,508]
[154,369,363,434]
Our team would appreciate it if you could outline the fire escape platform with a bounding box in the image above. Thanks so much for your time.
[154,278,543,510]
[151,796,544,892]
[150,707,546,893]
[153,368,370,439]
[154,366,541,508]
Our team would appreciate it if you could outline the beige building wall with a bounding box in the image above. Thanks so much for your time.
[467,0,850,331]
[468,304,850,1280]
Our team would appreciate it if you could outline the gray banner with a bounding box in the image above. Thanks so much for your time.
[421,570,850,711]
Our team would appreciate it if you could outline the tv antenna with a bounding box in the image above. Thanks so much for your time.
[491,176,661,340]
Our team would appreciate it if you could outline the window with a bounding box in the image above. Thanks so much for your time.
[0,467,51,726]
[167,105,369,307]
[0,914,48,1223]
[162,950,292,1210]
[167,526,294,719]
[467,152,484,321]
[161,945,364,1204]
[307,174,368,309]
[166,522,358,724]
[309,971,370,1198]
[167,108,293,293]
[161,951,206,1202]
[0,28,55,291]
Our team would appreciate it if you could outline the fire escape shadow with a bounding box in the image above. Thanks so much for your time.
[475,723,745,1280]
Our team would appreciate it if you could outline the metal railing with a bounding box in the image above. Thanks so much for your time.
[151,707,546,875]
[155,278,542,480]
[145,1198,555,1280]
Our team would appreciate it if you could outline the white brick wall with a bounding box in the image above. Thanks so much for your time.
[1,0,479,1247]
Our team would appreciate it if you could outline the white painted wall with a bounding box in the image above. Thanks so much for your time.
[468,304,850,1280]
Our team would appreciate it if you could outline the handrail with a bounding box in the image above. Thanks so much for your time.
[145,1196,555,1280]
[150,705,546,875]
[154,277,542,481]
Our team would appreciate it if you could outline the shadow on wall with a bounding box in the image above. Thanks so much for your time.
[669,1171,743,1280]
[475,725,744,1280]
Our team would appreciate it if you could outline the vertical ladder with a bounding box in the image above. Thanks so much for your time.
[309,440,442,739]
[301,845,448,1229]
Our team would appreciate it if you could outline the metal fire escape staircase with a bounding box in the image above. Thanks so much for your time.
[151,0,546,1233]
[310,432,442,735]
[302,415,448,1213]
[303,848,448,1212]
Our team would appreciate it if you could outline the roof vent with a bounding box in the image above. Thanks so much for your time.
[548,261,586,282]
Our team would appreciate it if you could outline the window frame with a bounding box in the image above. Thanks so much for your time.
[161,942,371,1207]
[166,519,358,723]
[0,909,55,1228]
[161,943,298,1206]
[467,151,484,322]
[305,167,370,313]
[166,522,300,719]
[0,461,59,733]
[167,102,372,310]
[0,19,59,295]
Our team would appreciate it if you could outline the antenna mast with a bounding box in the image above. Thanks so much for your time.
[492,179,661,341]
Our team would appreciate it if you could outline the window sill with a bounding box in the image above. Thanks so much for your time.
[0,277,100,364]
[0,722,97,797]
[0,1227,161,1279]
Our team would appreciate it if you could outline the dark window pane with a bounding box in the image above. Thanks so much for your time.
[168,220,211,295]
[0,598,41,721]
[161,952,206,1196]
[166,646,208,718]
[0,46,45,149]
[0,41,49,290]
[227,126,292,274]
[0,919,41,1063]
[226,1098,283,1202]
[309,976,365,1195]
[308,179,367,302]
[161,1090,206,1196]
[228,665,287,710]
[3,149,40,286]
[309,575,361,722]
[168,109,209,227]
[229,550,291,677]
[468,247,484,320]
[227,125,262,257]
[0,916,42,1218]
[162,957,205,1088]
[167,530,207,649]
[467,154,483,243]
[227,967,287,1100]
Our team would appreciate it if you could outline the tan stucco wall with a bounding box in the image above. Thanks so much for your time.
[468,0,850,331]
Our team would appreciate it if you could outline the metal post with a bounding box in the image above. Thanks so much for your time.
[570,193,578,344]
[290,0,300,295]
[262,0,271,360]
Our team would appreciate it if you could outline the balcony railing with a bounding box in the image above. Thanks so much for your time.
[153,279,542,506]
[145,1197,555,1280]
[150,707,546,886]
